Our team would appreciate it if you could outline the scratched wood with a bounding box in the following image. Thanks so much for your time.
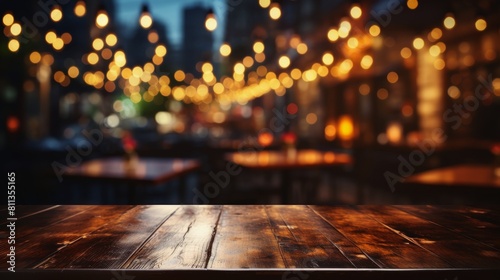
[208,205,286,268]
[8,205,136,268]
[436,205,500,227]
[395,205,500,250]
[265,205,375,268]
[0,205,61,242]
[124,205,222,269]
[310,206,451,268]
[1,205,94,239]
[0,205,59,224]
[3,205,500,276]
[36,205,179,269]
[362,205,500,268]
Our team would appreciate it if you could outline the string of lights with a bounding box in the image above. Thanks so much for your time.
[1,0,496,110]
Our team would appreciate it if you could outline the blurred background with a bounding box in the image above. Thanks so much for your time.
[0,0,499,205]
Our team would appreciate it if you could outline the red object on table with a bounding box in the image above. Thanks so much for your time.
[122,131,137,152]
[281,131,296,145]
[491,143,500,155]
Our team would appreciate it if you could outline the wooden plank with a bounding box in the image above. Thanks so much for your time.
[36,205,179,269]
[363,205,500,268]
[395,205,500,250]
[9,268,500,280]
[422,205,500,229]
[124,205,221,269]
[437,205,500,227]
[310,206,451,268]
[208,205,286,268]
[2,205,135,269]
[0,205,60,224]
[0,205,95,240]
[265,205,375,268]
[2,204,500,274]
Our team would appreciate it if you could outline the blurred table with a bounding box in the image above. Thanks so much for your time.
[3,205,499,280]
[225,150,353,203]
[226,149,352,169]
[66,157,200,203]
[405,164,500,188]
[402,164,500,203]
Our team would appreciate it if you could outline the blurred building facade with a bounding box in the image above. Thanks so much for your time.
[182,6,214,77]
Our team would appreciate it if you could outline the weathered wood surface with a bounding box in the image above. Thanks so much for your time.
[2,205,499,279]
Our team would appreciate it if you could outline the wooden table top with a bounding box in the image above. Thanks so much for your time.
[405,164,500,188]
[2,205,499,279]
[65,157,201,184]
[225,149,353,169]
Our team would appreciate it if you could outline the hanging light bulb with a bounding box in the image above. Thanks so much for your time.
[95,4,109,29]
[443,13,455,29]
[474,11,487,32]
[205,8,217,31]
[50,5,63,22]
[407,0,418,10]
[259,0,271,8]
[269,2,281,20]
[139,4,153,29]
[350,3,362,19]
[475,17,487,31]
[220,43,231,56]
[74,1,86,17]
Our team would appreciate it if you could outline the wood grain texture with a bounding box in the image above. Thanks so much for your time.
[6,205,135,268]
[434,205,500,226]
[0,205,61,240]
[362,205,500,268]
[0,205,93,239]
[7,268,500,280]
[0,205,58,223]
[395,205,500,251]
[124,205,221,269]
[3,204,500,275]
[265,205,375,268]
[36,205,178,269]
[208,205,286,268]
[310,206,451,268]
